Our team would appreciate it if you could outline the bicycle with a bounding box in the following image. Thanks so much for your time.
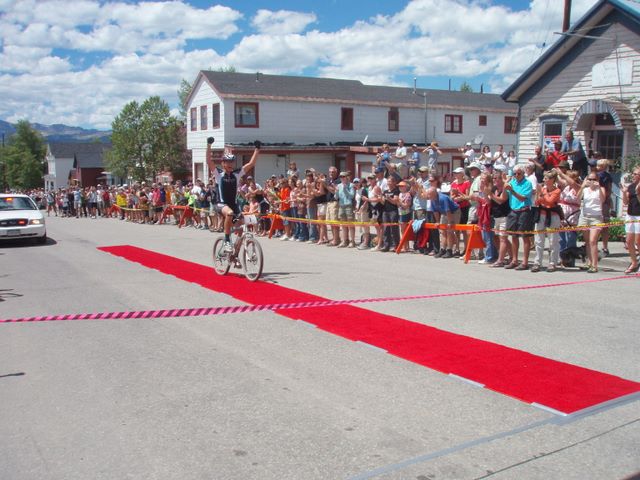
[212,214,264,281]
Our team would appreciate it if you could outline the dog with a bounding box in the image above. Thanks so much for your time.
[560,245,587,268]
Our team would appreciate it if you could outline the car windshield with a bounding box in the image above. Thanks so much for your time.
[0,197,37,211]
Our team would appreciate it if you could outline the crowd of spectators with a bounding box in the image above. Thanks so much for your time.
[14,137,640,275]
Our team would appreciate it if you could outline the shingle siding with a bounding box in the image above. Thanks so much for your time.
[517,20,640,160]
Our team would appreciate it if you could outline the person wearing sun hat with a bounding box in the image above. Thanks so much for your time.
[466,162,483,219]
[335,171,356,247]
[462,162,484,259]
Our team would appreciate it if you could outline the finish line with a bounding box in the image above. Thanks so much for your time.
[1,272,637,323]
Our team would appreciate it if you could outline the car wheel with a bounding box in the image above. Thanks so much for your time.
[36,233,47,245]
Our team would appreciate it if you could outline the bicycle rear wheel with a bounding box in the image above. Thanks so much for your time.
[241,237,263,281]
[212,238,231,275]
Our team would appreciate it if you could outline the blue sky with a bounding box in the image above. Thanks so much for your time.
[0,0,598,129]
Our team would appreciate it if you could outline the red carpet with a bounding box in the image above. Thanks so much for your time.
[99,245,640,415]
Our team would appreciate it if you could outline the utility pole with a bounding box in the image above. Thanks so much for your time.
[562,0,571,33]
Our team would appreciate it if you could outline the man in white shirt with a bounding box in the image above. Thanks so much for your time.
[394,139,408,178]
[461,142,475,166]
[493,145,506,166]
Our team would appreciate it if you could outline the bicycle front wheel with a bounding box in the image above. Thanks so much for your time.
[241,237,263,281]
[212,238,231,275]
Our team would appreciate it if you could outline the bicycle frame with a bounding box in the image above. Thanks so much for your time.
[213,214,263,281]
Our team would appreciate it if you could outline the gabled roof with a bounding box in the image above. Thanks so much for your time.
[502,0,640,102]
[48,142,81,159]
[48,142,111,168]
[190,71,515,112]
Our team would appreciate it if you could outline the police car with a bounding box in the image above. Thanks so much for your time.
[0,194,47,244]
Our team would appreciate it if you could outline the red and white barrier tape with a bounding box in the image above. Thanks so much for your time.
[2,273,637,324]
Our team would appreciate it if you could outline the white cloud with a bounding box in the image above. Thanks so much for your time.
[0,0,604,129]
[0,45,54,73]
[1,0,242,55]
[226,33,322,73]
[251,9,317,35]
[99,1,241,40]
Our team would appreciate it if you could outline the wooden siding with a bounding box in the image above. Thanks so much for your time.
[186,78,225,151]
[429,107,517,151]
[45,155,75,190]
[518,21,640,160]
[186,74,518,179]
[188,95,516,149]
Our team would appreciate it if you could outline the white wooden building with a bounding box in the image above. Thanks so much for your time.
[185,71,517,181]
[502,0,640,167]
[44,143,115,190]
[44,144,76,191]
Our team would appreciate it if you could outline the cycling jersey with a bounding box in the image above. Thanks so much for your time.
[212,166,247,206]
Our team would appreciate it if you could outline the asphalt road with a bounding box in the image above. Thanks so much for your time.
[1,215,639,480]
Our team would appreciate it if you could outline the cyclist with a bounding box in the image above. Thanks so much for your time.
[207,139,261,252]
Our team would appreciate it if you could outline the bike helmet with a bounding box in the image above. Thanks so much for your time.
[222,153,236,162]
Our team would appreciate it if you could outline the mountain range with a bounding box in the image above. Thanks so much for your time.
[0,119,111,143]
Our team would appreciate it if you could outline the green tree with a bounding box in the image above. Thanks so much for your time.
[1,120,46,190]
[177,78,192,121]
[107,96,186,182]
[459,81,474,93]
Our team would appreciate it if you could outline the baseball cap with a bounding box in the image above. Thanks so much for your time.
[418,166,429,172]
[374,167,385,173]
[453,167,465,174]
[468,162,482,171]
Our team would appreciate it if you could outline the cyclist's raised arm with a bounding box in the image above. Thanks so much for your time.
[242,140,261,176]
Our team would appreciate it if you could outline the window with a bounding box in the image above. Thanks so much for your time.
[341,107,353,130]
[445,114,463,133]
[388,108,399,131]
[190,108,197,131]
[234,102,259,128]
[504,116,518,134]
[539,115,567,150]
[200,105,207,130]
[597,131,623,162]
[543,122,563,137]
[478,115,487,126]
[212,103,220,129]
